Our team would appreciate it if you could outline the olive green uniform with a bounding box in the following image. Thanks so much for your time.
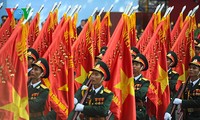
[68,86,113,120]
[134,75,150,120]
[28,83,49,120]
[167,79,200,120]
[168,69,179,99]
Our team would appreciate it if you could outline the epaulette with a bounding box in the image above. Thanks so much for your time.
[141,77,148,81]
[172,71,178,74]
[104,88,111,93]
[40,84,48,89]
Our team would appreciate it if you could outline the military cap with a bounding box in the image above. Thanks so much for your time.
[194,38,200,48]
[92,60,110,81]
[95,46,108,60]
[27,48,39,61]
[189,56,200,67]
[130,47,140,57]
[132,53,148,71]
[167,51,178,67]
[32,58,49,78]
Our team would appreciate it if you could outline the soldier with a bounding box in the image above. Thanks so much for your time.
[164,56,200,120]
[69,60,113,120]
[28,58,49,120]
[27,48,39,73]
[167,51,179,99]
[132,53,150,120]
[194,38,200,56]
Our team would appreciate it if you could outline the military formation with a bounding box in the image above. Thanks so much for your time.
[25,35,200,120]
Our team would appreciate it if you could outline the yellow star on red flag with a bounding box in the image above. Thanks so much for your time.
[114,69,135,104]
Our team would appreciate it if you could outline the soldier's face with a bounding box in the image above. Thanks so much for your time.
[167,57,172,68]
[28,57,34,68]
[30,66,43,80]
[189,64,200,77]
[89,71,104,86]
[195,47,200,56]
[133,61,143,75]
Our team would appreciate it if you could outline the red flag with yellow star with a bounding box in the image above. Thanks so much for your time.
[42,17,74,119]
[143,18,170,119]
[28,12,40,47]
[32,12,55,56]
[172,16,195,91]
[103,14,136,120]
[0,23,29,119]
[0,13,15,50]
[72,16,94,91]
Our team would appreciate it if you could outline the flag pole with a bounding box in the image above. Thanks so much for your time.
[51,2,57,12]
[14,4,19,9]
[98,7,104,16]
[125,2,133,14]
[57,1,62,10]
[191,5,199,16]
[154,4,161,14]
[181,6,186,14]
[159,3,165,12]
[108,4,114,12]
[75,5,81,14]
[38,4,44,13]
[163,7,171,18]
[26,3,31,11]
[91,7,98,17]
[69,5,78,17]
[22,8,34,24]
[128,5,139,16]
[65,5,71,15]
[0,2,3,9]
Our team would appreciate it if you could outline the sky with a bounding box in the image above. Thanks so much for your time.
[3,0,138,27]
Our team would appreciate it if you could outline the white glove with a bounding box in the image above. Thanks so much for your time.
[173,98,182,105]
[75,103,84,111]
[164,112,172,120]
[74,98,78,105]
[81,85,88,90]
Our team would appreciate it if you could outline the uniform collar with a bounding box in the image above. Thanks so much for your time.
[134,74,142,81]
[190,78,200,87]
[28,67,32,73]
[30,81,41,88]
[92,85,103,94]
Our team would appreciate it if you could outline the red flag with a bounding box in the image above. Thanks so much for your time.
[143,18,170,119]
[98,12,111,49]
[173,16,195,90]
[73,16,94,91]
[103,14,136,120]
[136,13,157,53]
[71,13,78,45]
[129,12,137,47]
[28,12,40,47]
[0,14,15,49]
[93,15,101,56]
[43,17,74,119]
[32,12,55,56]
[170,13,183,48]
[52,13,67,39]
[0,23,29,119]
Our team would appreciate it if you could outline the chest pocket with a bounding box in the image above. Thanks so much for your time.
[135,84,142,90]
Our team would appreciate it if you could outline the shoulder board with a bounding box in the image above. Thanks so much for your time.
[104,88,111,93]
[172,71,178,74]
[40,84,48,89]
[141,77,148,81]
